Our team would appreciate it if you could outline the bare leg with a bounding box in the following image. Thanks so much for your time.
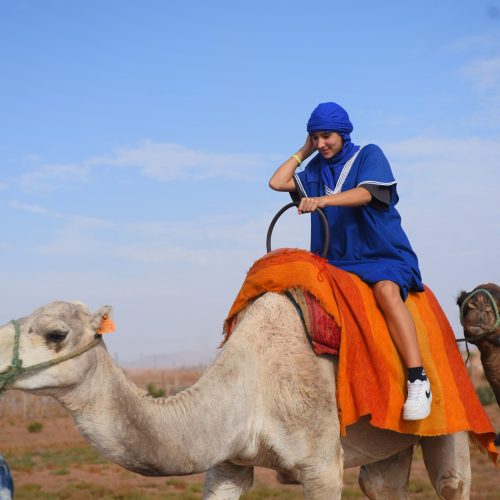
[373,280,422,368]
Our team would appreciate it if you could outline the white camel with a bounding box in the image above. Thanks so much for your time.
[0,297,471,499]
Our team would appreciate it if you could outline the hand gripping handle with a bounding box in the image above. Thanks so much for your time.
[266,201,330,258]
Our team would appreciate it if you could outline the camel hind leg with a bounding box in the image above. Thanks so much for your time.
[421,432,471,499]
[358,446,413,499]
[358,432,471,500]
[203,462,253,499]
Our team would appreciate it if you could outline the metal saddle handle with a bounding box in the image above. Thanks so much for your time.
[266,201,330,258]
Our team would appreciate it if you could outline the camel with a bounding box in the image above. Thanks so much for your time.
[457,283,500,447]
[0,297,471,499]
[457,283,500,406]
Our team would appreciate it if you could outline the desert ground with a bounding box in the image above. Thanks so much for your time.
[1,356,499,499]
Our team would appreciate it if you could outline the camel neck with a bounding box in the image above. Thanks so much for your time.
[56,343,253,476]
[479,346,500,405]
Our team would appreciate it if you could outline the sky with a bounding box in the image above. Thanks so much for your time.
[1,0,499,365]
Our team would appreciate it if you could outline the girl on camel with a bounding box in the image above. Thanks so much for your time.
[269,101,431,421]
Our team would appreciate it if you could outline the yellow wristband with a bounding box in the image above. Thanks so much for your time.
[292,154,302,165]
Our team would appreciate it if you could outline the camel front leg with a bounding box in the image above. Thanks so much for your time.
[358,446,413,499]
[203,462,254,499]
[299,438,344,500]
[300,459,343,500]
[421,432,471,499]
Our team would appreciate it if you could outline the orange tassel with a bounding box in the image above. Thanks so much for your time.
[97,314,116,334]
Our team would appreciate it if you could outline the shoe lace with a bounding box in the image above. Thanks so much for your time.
[407,380,424,401]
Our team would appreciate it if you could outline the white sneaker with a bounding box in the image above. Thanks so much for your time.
[403,378,432,421]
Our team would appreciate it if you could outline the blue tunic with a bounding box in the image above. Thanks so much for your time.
[294,144,424,300]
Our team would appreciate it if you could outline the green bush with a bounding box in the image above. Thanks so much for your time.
[146,382,166,398]
[27,421,43,433]
[476,385,496,406]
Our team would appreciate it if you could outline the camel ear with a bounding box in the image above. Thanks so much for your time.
[91,305,115,334]
[456,291,468,307]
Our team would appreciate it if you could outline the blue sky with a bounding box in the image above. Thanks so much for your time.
[1,0,499,364]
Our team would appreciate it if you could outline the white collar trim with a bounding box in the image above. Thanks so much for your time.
[327,146,364,195]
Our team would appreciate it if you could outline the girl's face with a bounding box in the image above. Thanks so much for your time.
[310,131,343,159]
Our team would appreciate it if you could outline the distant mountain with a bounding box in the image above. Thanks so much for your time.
[122,348,218,369]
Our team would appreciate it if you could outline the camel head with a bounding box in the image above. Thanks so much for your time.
[457,283,500,346]
[0,301,111,395]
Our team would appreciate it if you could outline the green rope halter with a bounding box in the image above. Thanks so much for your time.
[0,319,101,395]
[459,288,500,330]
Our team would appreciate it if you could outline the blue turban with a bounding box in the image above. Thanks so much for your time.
[306,102,360,191]
[306,102,353,138]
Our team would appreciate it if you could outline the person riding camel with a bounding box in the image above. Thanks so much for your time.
[269,101,432,420]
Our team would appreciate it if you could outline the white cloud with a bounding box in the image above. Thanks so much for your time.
[17,141,278,192]
[460,57,500,92]
[9,194,308,271]
[386,136,500,164]
[385,136,499,213]
[443,33,500,54]
[9,200,57,217]
[30,213,269,265]
[440,34,500,127]
[18,164,91,192]
[89,140,277,181]
[8,200,108,227]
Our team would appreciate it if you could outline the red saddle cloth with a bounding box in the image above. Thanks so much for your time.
[286,288,341,355]
[223,249,498,463]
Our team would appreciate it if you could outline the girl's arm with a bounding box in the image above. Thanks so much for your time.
[298,187,372,214]
[269,135,316,192]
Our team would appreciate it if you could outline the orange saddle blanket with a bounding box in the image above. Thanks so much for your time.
[223,249,497,462]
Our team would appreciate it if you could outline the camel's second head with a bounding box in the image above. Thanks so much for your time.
[0,301,111,394]
[457,283,500,345]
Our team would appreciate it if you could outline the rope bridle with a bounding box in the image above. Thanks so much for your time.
[0,319,101,395]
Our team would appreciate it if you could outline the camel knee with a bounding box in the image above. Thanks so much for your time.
[435,472,466,500]
[358,447,412,500]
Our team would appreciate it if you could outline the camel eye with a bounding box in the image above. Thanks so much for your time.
[46,330,68,343]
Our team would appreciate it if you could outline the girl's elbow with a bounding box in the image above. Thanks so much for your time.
[269,178,281,191]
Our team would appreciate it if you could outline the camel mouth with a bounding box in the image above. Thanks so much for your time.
[464,324,489,337]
